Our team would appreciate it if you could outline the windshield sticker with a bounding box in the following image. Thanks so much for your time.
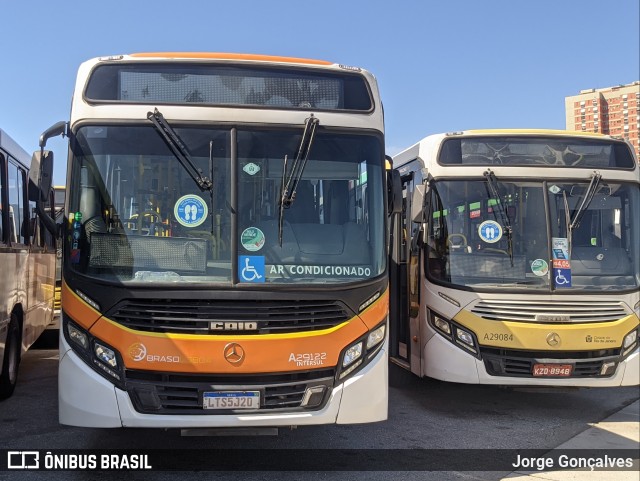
[478,220,503,243]
[553,267,572,288]
[239,256,265,283]
[242,162,261,176]
[552,237,570,260]
[530,259,549,277]
[174,195,208,228]
[241,227,266,252]
[268,264,372,278]
[548,185,562,194]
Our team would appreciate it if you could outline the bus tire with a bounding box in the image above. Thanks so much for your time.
[0,314,21,400]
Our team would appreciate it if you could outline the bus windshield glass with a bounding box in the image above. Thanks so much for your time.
[438,136,636,169]
[67,125,385,285]
[85,63,373,111]
[426,179,639,291]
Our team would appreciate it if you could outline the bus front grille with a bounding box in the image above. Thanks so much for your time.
[471,300,628,323]
[108,299,351,334]
[480,347,621,378]
[125,369,335,414]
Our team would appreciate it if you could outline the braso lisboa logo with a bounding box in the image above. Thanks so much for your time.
[128,343,180,363]
[128,343,147,362]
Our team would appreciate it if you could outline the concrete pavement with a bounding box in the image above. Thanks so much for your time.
[503,400,640,480]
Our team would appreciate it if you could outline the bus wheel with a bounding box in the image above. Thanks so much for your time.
[0,315,21,400]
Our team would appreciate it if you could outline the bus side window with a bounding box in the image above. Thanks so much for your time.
[7,160,27,245]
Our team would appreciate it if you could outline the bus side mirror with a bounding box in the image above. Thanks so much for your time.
[388,169,402,214]
[29,150,54,202]
[411,184,426,223]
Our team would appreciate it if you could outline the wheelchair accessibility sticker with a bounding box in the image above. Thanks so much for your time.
[174,194,208,228]
[478,220,503,243]
[239,256,265,283]
[553,267,572,288]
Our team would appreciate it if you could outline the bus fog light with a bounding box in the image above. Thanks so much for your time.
[434,317,451,335]
[455,328,474,347]
[67,323,88,350]
[343,342,363,367]
[300,386,326,407]
[623,330,637,349]
[366,325,386,349]
[94,342,118,368]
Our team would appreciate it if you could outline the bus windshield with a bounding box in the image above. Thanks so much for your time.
[67,124,385,285]
[426,178,639,292]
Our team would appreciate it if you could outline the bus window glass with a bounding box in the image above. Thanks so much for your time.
[547,182,639,291]
[7,161,26,245]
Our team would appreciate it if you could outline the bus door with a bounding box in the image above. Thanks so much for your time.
[390,167,422,371]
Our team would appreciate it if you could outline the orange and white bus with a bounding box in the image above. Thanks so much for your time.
[33,53,392,429]
[0,128,55,398]
[390,130,639,387]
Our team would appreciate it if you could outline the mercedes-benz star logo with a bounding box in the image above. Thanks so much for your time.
[546,332,561,347]
[223,342,245,365]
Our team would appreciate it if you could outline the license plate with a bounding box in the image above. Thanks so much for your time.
[532,364,573,377]
[202,391,260,410]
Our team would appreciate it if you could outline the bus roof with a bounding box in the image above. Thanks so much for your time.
[0,128,30,168]
[128,52,333,66]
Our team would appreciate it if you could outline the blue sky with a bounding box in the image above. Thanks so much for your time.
[1,0,638,185]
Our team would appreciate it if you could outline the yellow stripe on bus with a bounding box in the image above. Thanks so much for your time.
[453,309,639,351]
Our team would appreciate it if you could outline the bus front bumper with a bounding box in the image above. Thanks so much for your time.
[58,335,388,428]
[423,333,640,387]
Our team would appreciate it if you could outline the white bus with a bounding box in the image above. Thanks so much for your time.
[33,52,394,429]
[0,128,56,398]
[390,129,639,387]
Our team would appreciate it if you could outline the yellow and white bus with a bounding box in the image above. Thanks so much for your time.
[390,130,639,387]
[0,128,56,398]
[33,52,393,429]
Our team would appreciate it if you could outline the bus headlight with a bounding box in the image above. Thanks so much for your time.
[67,321,89,350]
[456,328,475,348]
[95,342,118,368]
[433,316,452,336]
[366,324,386,349]
[429,310,480,359]
[62,313,124,387]
[623,330,637,349]
[622,328,638,357]
[343,342,363,367]
[338,321,387,381]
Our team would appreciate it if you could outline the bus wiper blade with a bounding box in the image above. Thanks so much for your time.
[277,115,320,246]
[147,108,213,191]
[483,169,514,267]
[281,115,319,208]
[569,171,601,231]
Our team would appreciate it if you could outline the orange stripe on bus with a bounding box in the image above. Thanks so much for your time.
[129,52,332,65]
[358,289,389,330]
[89,315,368,373]
[61,281,102,329]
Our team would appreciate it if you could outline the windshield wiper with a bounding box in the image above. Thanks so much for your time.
[569,171,602,231]
[483,169,514,266]
[278,115,320,245]
[147,108,213,191]
[566,171,602,255]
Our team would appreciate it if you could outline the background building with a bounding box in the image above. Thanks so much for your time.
[565,81,640,159]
